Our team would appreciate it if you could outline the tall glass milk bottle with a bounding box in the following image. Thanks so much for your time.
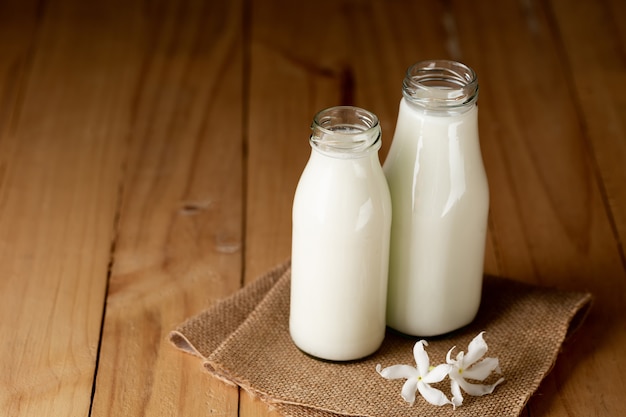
[384,60,489,336]
[290,106,392,361]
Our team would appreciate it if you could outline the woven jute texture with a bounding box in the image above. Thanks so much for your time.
[170,261,592,417]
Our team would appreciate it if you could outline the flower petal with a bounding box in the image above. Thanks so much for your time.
[401,378,419,405]
[417,381,452,407]
[446,346,457,364]
[463,357,501,381]
[463,332,488,366]
[422,363,451,384]
[451,379,463,409]
[413,340,430,376]
[376,364,419,380]
[455,374,505,397]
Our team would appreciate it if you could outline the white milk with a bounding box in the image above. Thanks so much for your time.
[290,106,391,361]
[384,61,489,336]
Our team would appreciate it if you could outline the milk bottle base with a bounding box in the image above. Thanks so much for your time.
[289,325,385,362]
[386,314,478,338]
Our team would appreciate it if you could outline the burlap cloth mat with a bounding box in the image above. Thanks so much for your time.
[169,261,592,417]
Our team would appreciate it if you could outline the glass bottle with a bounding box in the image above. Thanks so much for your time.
[290,106,392,361]
[384,60,489,336]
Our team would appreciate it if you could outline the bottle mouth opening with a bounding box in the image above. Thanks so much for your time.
[310,106,381,156]
[402,60,479,111]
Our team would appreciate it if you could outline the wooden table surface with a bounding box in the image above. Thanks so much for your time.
[1,0,625,416]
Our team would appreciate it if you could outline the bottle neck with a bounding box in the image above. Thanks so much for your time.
[402,60,478,116]
[310,106,382,159]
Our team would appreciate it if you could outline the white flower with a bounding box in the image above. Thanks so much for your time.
[446,332,505,408]
[377,332,505,409]
[376,340,453,407]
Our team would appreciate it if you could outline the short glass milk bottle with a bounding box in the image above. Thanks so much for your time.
[384,60,489,336]
[290,106,392,361]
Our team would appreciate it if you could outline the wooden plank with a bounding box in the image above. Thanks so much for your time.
[244,0,336,282]
[547,0,626,259]
[89,0,245,416]
[537,0,626,414]
[0,0,133,415]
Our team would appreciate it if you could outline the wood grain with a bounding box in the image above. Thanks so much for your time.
[0,0,129,415]
[548,0,626,257]
[88,1,245,416]
[0,0,624,416]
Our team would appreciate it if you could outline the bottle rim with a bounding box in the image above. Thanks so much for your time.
[402,60,479,112]
[310,106,382,157]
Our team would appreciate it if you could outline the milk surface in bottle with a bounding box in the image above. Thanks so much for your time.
[290,106,392,361]
[384,60,489,336]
